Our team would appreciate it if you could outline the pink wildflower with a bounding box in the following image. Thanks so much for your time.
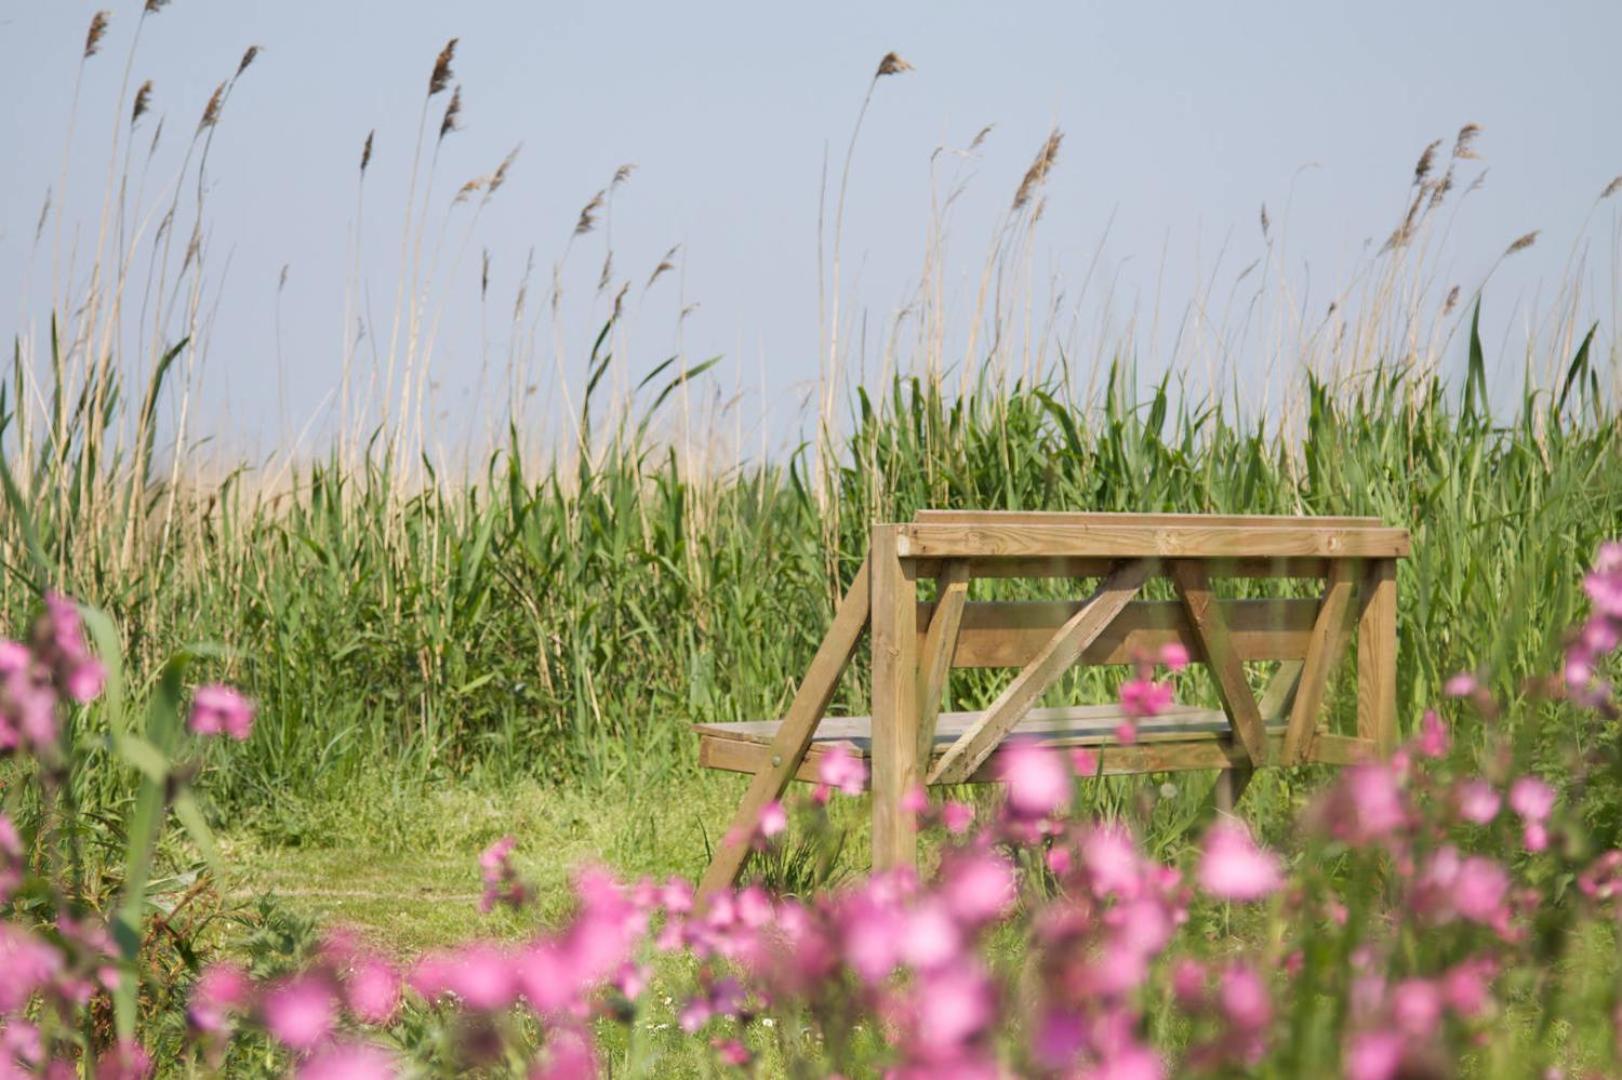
[478,835,530,913]
[710,1038,751,1067]
[940,850,1016,925]
[998,740,1070,818]
[344,957,400,1025]
[1197,821,1284,902]
[1346,1031,1404,1080]
[1120,676,1173,719]
[1390,979,1442,1037]
[263,975,337,1051]
[94,1040,151,1080]
[1159,642,1190,672]
[1443,672,1479,697]
[34,594,105,704]
[942,801,975,835]
[188,963,252,1034]
[1453,856,1511,927]
[1454,779,1501,825]
[188,684,255,740]
[1414,710,1448,758]
[296,1043,397,1080]
[1508,776,1555,823]
[817,745,867,796]
[757,800,787,838]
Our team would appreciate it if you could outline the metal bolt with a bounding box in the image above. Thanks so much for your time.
[771,754,782,767]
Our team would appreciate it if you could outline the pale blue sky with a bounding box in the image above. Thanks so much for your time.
[2,1,1619,456]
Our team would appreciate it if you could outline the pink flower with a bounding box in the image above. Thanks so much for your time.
[710,1038,751,1067]
[188,963,252,1034]
[998,740,1070,818]
[940,851,1016,925]
[94,1040,151,1080]
[1390,979,1442,1037]
[1454,780,1501,825]
[1114,720,1138,745]
[1197,822,1284,902]
[478,835,529,913]
[1443,672,1479,698]
[1081,824,1147,899]
[1453,856,1511,927]
[911,964,995,1060]
[1070,747,1098,776]
[757,800,787,838]
[1441,958,1495,1017]
[263,975,337,1051]
[188,684,255,740]
[1120,677,1173,719]
[942,801,975,835]
[34,593,105,704]
[1414,710,1448,758]
[344,957,400,1025]
[817,745,867,796]
[1508,777,1555,823]
[1159,642,1190,672]
[1345,1031,1404,1080]
[1218,964,1271,1032]
[901,900,962,971]
[0,926,63,1013]
[1317,764,1408,845]
[296,1043,397,1080]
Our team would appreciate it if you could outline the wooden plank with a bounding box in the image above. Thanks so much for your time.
[915,509,1383,529]
[928,559,1153,784]
[896,522,1410,561]
[697,703,1256,749]
[1171,561,1269,766]
[917,597,1319,668]
[916,560,970,762]
[869,526,921,871]
[1282,561,1358,764]
[699,729,1378,783]
[1356,558,1399,756]
[696,558,871,896]
[965,556,1332,580]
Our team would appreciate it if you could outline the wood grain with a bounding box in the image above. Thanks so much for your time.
[1357,558,1399,756]
[916,560,970,763]
[896,522,1410,561]
[869,526,920,871]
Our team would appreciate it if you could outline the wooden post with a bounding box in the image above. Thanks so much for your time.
[1357,558,1399,756]
[916,560,970,764]
[870,526,920,871]
[1282,560,1357,765]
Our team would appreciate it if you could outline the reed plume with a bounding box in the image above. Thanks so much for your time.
[1504,230,1539,256]
[198,81,226,132]
[429,38,458,96]
[439,86,463,140]
[132,81,153,126]
[84,12,110,59]
[237,45,261,77]
[1413,139,1441,184]
[575,191,604,235]
[875,51,914,77]
[1013,128,1063,211]
[1453,122,1482,159]
[1600,176,1622,201]
[360,130,375,174]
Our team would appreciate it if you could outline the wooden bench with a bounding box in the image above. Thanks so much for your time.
[696,510,1409,893]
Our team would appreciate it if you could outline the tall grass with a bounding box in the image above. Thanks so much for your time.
[2,16,1619,849]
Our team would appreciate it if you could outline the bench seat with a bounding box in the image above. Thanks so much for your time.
[694,705,1369,787]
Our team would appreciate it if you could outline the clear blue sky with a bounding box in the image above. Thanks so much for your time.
[2,1,1619,457]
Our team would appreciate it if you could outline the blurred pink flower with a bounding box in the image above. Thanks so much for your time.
[263,975,337,1051]
[818,745,867,796]
[34,594,105,704]
[710,1038,751,1066]
[296,1043,397,1080]
[1218,963,1271,1033]
[478,835,530,913]
[0,926,63,1014]
[1454,779,1501,825]
[188,684,255,740]
[94,1040,151,1080]
[188,963,252,1034]
[911,964,995,1060]
[1120,677,1172,719]
[901,900,962,971]
[1390,979,1442,1037]
[1443,672,1479,698]
[1508,777,1555,823]
[999,740,1070,818]
[344,957,400,1025]
[1345,1031,1404,1080]
[1453,856,1511,927]
[1414,710,1448,758]
[942,801,975,835]
[1159,642,1190,672]
[1198,822,1284,902]
[757,800,787,838]
[1081,824,1147,900]
[940,851,1016,926]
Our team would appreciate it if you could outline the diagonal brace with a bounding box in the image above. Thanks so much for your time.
[1282,560,1358,764]
[1171,560,1268,767]
[928,558,1153,785]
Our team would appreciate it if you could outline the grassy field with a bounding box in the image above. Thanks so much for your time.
[4,19,1622,1073]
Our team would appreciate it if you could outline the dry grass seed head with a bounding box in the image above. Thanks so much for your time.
[646,244,679,289]
[1413,138,1442,184]
[969,124,994,152]
[439,86,463,140]
[1259,203,1270,239]
[132,81,153,126]
[1443,285,1461,316]
[1600,176,1622,201]
[237,45,261,77]
[612,163,637,187]
[144,0,170,13]
[599,252,614,292]
[876,51,914,77]
[1013,127,1063,211]
[575,191,604,236]
[360,130,375,174]
[1504,230,1538,257]
[488,146,520,195]
[481,249,491,299]
[430,38,458,96]
[198,81,225,132]
[1428,166,1455,209]
[1453,123,1482,160]
[84,11,110,59]
[454,177,485,204]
